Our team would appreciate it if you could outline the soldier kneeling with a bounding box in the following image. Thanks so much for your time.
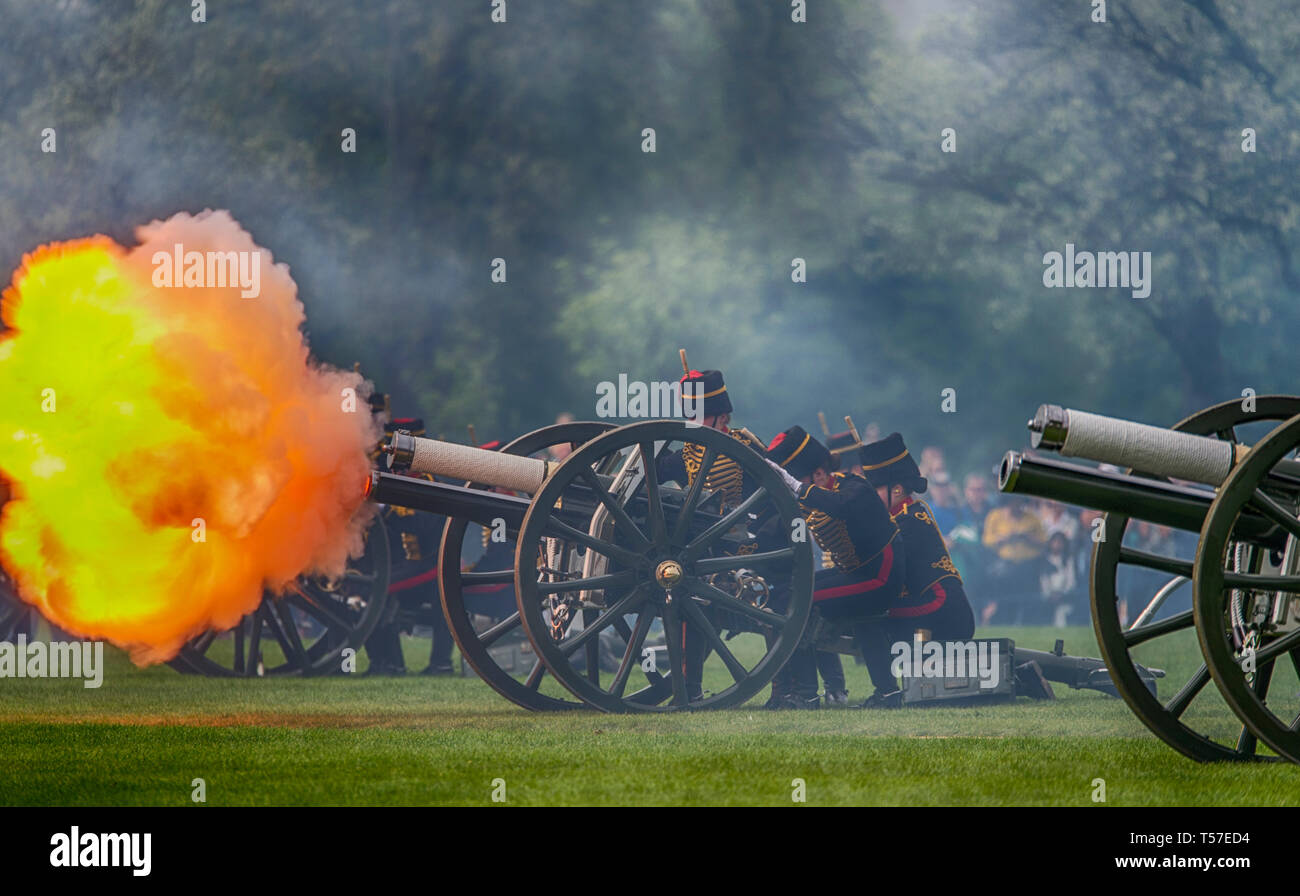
[853,433,976,705]
[766,427,907,709]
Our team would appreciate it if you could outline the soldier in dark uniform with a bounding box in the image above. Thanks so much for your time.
[366,417,455,675]
[766,426,907,708]
[806,428,868,703]
[654,363,772,701]
[858,432,975,643]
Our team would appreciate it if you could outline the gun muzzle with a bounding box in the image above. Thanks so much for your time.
[381,431,552,492]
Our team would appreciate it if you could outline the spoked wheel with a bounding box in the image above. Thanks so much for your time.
[440,421,615,711]
[170,518,390,676]
[515,420,814,712]
[1091,395,1300,761]
[1194,412,1300,764]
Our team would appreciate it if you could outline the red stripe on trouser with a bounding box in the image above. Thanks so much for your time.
[388,567,439,594]
[888,581,947,618]
[813,546,894,602]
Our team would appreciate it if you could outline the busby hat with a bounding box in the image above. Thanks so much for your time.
[827,429,862,457]
[385,416,426,437]
[680,369,732,418]
[767,426,835,481]
[859,432,926,492]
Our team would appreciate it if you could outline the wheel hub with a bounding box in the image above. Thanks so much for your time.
[654,559,684,589]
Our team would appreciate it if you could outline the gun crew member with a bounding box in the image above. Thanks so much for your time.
[654,360,773,701]
[766,426,906,709]
[851,433,976,700]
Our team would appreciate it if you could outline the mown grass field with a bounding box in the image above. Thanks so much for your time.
[2,625,1298,806]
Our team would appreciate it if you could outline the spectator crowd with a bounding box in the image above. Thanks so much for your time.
[917,447,1196,628]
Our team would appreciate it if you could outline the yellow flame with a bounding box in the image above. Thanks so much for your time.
[0,212,378,663]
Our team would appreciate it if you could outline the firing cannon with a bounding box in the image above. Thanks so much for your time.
[371,419,815,712]
[1000,396,1300,763]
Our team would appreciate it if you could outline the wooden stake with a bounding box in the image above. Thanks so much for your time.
[844,416,863,445]
[467,424,478,446]
[817,411,831,438]
[679,348,690,375]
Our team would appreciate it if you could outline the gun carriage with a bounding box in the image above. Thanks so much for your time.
[1000,396,1300,763]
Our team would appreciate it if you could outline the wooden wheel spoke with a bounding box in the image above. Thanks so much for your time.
[462,568,514,586]
[1221,571,1300,593]
[1246,489,1300,542]
[269,600,310,667]
[286,587,354,634]
[1118,547,1193,578]
[1124,609,1193,647]
[639,441,668,547]
[1163,663,1210,719]
[683,487,769,559]
[478,612,522,648]
[1254,626,1300,665]
[524,660,546,691]
[189,630,217,655]
[558,587,646,656]
[542,517,644,568]
[678,596,747,683]
[579,467,652,552]
[610,610,654,699]
[685,576,788,631]
[693,548,795,575]
[1236,725,1258,756]
[670,446,716,547]
[537,569,639,595]
[662,602,689,707]
[245,611,264,674]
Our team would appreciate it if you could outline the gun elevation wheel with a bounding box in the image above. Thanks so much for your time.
[170,517,391,676]
[515,420,814,712]
[1194,412,1300,764]
[1091,396,1300,761]
[439,421,615,711]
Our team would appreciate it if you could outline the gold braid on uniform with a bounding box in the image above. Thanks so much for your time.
[682,437,746,510]
[401,532,422,561]
[800,474,864,571]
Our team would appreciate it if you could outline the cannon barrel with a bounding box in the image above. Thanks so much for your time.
[998,451,1283,545]
[366,471,533,529]
[1027,403,1300,487]
[367,466,747,544]
[383,431,553,493]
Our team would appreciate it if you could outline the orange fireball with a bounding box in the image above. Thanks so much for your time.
[0,211,379,663]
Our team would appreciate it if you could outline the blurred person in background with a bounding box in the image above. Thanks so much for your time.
[981,495,1047,625]
[1039,530,1079,627]
[927,469,961,536]
[945,472,995,625]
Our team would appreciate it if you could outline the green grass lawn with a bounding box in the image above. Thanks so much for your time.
[1,625,1297,806]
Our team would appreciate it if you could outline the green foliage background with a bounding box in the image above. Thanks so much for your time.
[1,0,1296,475]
